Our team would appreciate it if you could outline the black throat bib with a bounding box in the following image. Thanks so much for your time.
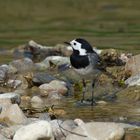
[70,53,89,69]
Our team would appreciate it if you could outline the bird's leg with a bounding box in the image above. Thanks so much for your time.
[91,79,96,106]
[81,79,86,102]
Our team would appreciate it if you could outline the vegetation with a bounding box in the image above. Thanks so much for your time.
[0,0,140,53]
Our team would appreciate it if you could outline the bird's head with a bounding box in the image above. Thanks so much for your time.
[64,38,94,56]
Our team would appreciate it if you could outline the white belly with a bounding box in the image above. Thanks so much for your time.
[74,65,100,77]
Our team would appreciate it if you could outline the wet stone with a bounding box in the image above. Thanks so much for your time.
[9,58,34,73]
[0,104,27,125]
[0,65,8,84]
[31,96,44,108]
[39,113,51,121]
[66,122,125,140]
[125,73,140,86]
[39,80,68,96]
[13,120,54,140]
[0,134,8,140]
[32,72,56,86]
[0,92,21,104]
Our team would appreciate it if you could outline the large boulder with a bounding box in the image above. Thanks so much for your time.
[13,120,54,140]
[66,122,125,140]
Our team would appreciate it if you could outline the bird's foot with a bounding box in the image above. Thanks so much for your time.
[86,98,97,106]
[78,98,97,106]
[91,100,97,106]
[80,98,85,103]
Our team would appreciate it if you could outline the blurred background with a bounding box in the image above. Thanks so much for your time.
[0,0,140,52]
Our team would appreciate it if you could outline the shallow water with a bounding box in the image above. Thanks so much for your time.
[21,90,140,139]
[51,97,140,124]
[45,96,140,139]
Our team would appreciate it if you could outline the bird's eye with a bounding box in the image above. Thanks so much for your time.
[73,43,76,45]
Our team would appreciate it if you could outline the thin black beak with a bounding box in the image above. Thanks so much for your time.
[64,41,71,45]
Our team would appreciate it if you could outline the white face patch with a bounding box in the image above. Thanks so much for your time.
[70,40,87,56]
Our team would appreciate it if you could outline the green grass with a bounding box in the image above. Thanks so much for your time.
[0,0,140,53]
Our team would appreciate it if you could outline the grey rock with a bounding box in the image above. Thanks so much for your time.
[125,73,140,86]
[0,125,22,139]
[13,120,54,140]
[39,80,68,96]
[23,118,40,125]
[14,89,27,96]
[31,96,43,103]
[27,40,71,60]
[1,64,18,75]
[7,79,22,89]
[0,104,27,125]
[9,58,34,73]
[0,65,8,83]
[39,113,51,121]
[0,65,9,72]
[44,92,63,106]
[0,105,2,113]
[0,134,8,140]
[50,119,77,140]
[56,44,72,56]
[43,56,70,66]
[66,122,125,140]
[35,56,70,70]
[32,72,56,86]
[0,92,21,104]
[8,65,18,74]
[31,96,44,108]
[34,62,50,71]
[59,68,82,83]
[47,91,63,101]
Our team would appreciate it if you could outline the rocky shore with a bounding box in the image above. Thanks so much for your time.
[0,40,139,140]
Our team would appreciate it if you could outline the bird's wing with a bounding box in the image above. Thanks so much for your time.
[88,53,116,79]
[88,52,108,72]
[88,52,102,68]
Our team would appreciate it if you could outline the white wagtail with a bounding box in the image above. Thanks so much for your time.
[64,38,113,106]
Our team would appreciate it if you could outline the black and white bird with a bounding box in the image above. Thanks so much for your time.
[64,38,109,106]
